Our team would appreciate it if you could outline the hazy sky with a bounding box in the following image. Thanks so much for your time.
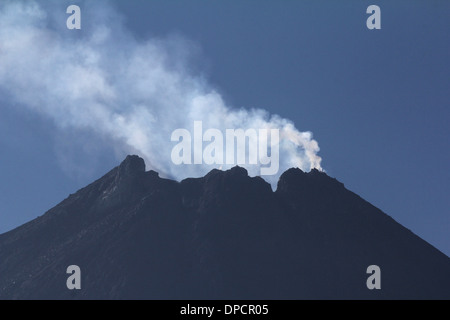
[0,0,449,257]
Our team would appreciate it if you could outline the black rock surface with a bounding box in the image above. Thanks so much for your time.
[0,155,449,299]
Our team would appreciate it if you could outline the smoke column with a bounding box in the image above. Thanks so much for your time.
[0,0,321,187]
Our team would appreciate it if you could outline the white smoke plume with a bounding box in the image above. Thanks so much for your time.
[0,0,321,187]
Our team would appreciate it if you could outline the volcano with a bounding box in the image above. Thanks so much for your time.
[0,155,449,299]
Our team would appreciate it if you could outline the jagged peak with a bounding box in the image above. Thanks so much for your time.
[276,167,344,194]
[309,168,325,175]
[118,155,145,176]
[228,165,248,177]
[112,156,340,196]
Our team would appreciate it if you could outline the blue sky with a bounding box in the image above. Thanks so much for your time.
[0,0,449,257]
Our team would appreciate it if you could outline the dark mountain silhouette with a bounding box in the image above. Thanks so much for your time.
[0,155,449,299]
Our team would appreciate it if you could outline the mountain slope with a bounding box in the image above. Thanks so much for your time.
[0,155,449,299]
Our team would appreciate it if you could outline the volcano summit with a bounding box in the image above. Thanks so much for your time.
[0,155,449,299]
